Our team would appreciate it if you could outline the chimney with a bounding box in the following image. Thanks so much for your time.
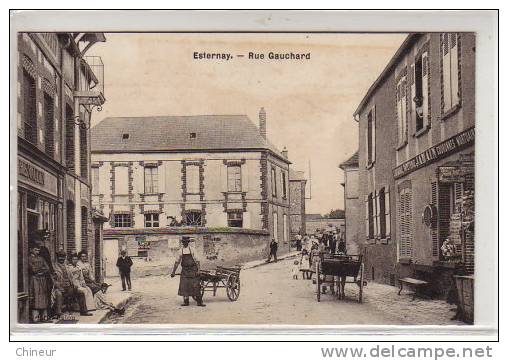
[259,107,266,139]
[282,146,288,159]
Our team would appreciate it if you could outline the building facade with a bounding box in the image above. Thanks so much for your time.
[289,169,307,239]
[355,33,475,295]
[339,151,360,254]
[16,32,106,322]
[91,110,291,273]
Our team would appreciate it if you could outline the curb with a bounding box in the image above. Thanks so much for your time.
[241,251,300,270]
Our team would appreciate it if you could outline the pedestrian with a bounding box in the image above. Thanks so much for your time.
[67,253,96,312]
[292,260,300,279]
[28,244,51,323]
[266,238,278,263]
[77,251,101,295]
[329,231,337,254]
[170,237,206,307]
[299,249,312,280]
[295,233,302,251]
[116,250,133,291]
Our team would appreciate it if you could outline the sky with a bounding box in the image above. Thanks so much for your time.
[90,33,407,215]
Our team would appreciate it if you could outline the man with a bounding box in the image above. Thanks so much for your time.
[267,239,278,263]
[170,237,205,307]
[329,231,337,254]
[116,250,133,291]
[53,251,92,317]
[66,253,94,316]
[94,283,125,314]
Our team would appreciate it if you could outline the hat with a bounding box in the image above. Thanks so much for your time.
[100,283,111,288]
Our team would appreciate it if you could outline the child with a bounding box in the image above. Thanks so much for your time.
[94,283,125,315]
[292,260,300,279]
[299,249,312,280]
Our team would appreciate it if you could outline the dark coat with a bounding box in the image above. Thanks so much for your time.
[116,256,133,274]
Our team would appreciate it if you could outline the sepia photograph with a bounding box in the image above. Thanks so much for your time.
[9,10,497,335]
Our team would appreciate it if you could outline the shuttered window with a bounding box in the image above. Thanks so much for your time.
[22,69,37,144]
[43,93,54,157]
[79,125,88,179]
[441,33,460,113]
[65,104,75,172]
[414,51,430,132]
[366,107,376,165]
[396,76,408,145]
[399,187,413,259]
[366,193,374,239]
[227,165,242,192]
[431,181,439,258]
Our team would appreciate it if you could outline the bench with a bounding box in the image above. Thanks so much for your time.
[398,277,431,301]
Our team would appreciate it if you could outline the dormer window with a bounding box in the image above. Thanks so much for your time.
[122,133,129,140]
[189,132,196,139]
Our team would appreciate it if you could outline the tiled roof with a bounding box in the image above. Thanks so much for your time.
[91,115,286,160]
[339,151,359,169]
[289,169,306,181]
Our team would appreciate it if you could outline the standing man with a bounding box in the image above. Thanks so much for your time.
[116,250,133,291]
[267,238,278,263]
[170,237,205,307]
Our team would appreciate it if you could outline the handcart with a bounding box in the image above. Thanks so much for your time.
[198,265,241,301]
[315,254,365,303]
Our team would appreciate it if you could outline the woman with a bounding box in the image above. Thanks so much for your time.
[170,237,206,307]
[28,244,51,323]
[77,251,101,295]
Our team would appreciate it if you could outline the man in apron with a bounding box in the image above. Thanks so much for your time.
[170,237,206,307]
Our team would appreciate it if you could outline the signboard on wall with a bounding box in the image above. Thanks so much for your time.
[438,166,466,183]
[449,213,463,247]
[18,157,58,197]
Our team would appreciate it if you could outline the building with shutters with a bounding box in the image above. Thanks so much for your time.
[90,109,291,274]
[354,33,475,296]
[16,32,106,323]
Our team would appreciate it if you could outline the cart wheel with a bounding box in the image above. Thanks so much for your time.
[226,275,241,301]
[316,263,321,302]
[200,280,206,299]
[358,263,364,303]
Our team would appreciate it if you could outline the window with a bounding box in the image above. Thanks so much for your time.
[81,206,88,251]
[227,165,242,192]
[80,124,88,179]
[43,93,54,157]
[137,236,149,257]
[189,132,196,139]
[144,166,159,194]
[144,213,159,228]
[22,69,37,144]
[114,166,129,194]
[185,211,202,226]
[273,212,278,242]
[399,187,413,259]
[281,171,287,199]
[227,211,243,227]
[396,76,408,145]
[122,133,129,140]
[271,167,277,197]
[366,193,374,239]
[91,167,100,194]
[283,214,288,242]
[113,214,132,228]
[186,165,200,194]
[414,51,429,133]
[65,104,75,172]
[377,187,391,239]
[366,108,376,165]
[441,33,460,114]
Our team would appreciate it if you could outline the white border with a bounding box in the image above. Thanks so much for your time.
[8,10,498,339]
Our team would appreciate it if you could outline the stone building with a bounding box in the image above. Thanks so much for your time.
[90,109,291,275]
[289,169,306,239]
[16,32,106,322]
[354,33,475,296]
[339,151,360,254]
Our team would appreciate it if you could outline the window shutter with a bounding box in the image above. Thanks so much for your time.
[385,186,391,238]
[372,105,376,162]
[365,129,369,167]
[158,164,165,193]
[431,181,439,258]
[422,52,430,127]
[438,182,451,257]
[241,164,249,192]
[442,34,452,112]
[450,33,460,106]
[374,190,380,239]
[410,64,416,135]
[401,79,407,142]
[396,82,402,142]
[364,195,370,240]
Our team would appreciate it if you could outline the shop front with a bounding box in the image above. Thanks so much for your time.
[17,154,64,323]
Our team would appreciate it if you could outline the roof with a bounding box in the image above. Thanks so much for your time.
[289,169,306,181]
[339,151,359,169]
[305,214,323,220]
[91,115,289,162]
[353,34,421,117]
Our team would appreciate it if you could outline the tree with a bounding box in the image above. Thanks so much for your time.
[324,209,345,219]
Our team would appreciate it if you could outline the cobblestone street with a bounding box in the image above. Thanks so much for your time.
[104,258,463,325]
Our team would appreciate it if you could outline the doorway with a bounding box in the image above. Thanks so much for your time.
[104,238,119,278]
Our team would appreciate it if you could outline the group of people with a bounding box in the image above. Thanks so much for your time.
[27,231,125,323]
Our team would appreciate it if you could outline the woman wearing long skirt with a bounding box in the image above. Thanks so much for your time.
[28,244,50,323]
[171,237,205,307]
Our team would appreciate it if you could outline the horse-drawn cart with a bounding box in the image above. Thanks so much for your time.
[315,254,365,303]
[199,266,241,301]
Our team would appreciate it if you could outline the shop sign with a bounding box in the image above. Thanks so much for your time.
[393,127,475,179]
[438,166,466,183]
[18,157,58,197]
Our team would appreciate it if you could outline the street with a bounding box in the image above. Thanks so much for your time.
[104,258,462,325]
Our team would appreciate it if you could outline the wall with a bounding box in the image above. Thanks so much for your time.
[289,179,306,238]
[305,218,344,235]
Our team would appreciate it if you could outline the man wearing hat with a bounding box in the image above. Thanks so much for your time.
[170,237,205,307]
[116,250,133,291]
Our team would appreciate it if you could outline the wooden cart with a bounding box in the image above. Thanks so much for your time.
[199,266,241,302]
[316,254,365,303]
